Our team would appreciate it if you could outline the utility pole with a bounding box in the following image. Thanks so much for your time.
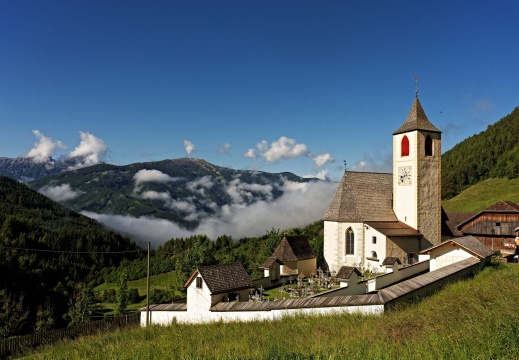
[146,241,150,327]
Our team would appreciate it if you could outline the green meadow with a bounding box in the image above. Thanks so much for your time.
[25,264,519,359]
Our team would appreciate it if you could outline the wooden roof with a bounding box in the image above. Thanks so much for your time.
[420,235,495,259]
[260,255,284,269]
[271,235,316,262]
[140,303,187,311]
[210,294,384,312]
[378,257,479,302]
[365,221,420,237]
[381,257,402,266]
[455,200,519,229]
[335,266,362,280]
[393,95,441,135]
[323,172,397,222]
[184,263,253,295]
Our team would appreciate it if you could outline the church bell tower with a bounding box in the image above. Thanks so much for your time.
[393,94,442,246]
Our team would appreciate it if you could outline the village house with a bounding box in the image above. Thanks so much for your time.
[444,200,519,255]
[261,235,317,277]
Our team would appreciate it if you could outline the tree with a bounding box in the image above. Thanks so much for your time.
[34,300,55,333]
[0,290,29,338]
[64,285,96,326]
[116,275,128,315]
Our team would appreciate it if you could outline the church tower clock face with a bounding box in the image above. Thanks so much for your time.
[398,166,412,185]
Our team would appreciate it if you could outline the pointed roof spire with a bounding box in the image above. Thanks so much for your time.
[393,95,441,135]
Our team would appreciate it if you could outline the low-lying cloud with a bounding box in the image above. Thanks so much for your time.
[39,183,83,202]
[83,178,338,247]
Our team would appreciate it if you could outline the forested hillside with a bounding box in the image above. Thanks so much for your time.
[0,176,143,336]
[442,105,519,199]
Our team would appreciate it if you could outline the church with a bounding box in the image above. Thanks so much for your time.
[323,94,444,273]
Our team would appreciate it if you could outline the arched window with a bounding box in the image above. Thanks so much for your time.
[345,227,354,255]
[401,136,409,157]
[371,251,378,259]
[425,135,433,156]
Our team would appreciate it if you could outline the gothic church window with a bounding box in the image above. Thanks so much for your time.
[345,227,354,255]
[401,136,409,156]
[425,135,433,156]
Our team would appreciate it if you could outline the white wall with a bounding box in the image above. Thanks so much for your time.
[141,304,385,326]
[324,221,364,272]
[363,227,387,272]
[430,246,473,271]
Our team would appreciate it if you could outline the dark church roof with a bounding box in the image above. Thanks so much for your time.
[271,235,316,262]
[184,263,253,295]
[323,172,397,222]
[393,96,441,135]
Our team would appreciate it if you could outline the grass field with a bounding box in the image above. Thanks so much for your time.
[25,263,519,359]
[93,271,184,315]
[442,177,519,212]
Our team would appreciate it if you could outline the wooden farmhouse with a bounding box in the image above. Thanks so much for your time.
[444,200,519,255]
[262,235,317,277]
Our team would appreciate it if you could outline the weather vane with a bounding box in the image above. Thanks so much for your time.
[415,76,419,96]
[343,160,347,172]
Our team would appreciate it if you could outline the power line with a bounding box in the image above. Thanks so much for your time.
[0,246,146,254]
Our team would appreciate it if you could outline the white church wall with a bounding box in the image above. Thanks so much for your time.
[324,221,364,272]
[363,227,387,273]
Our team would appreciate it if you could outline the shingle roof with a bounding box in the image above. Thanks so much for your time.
[381,257,402,266]
[323,172,397,222]
[260,256,284,269]
[393,96,441,135]
[184,263,253,295]
[444,211,476,236]
[365,221,420,237]
[271,235,316,262]
[420,235,495,259]
[335,266,362,280]
[486,200,519,211]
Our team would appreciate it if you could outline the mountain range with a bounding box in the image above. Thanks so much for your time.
[14,158,335,244]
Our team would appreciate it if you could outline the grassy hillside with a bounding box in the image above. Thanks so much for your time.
[442,105,519,199]
[442,177,519,212]
[26,264,519,359]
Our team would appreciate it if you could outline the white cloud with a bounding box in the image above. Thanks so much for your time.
[133,169,179,185]
[184,140,196,156]
[225,178,274,204]
[82,179,338,247]
[186,176,214,195]
[24,130,66,163]
[313,153,334,167]
[39,183,83,202]
[304,169,329,180]
[171,200,197,213]
[67,132,108,169]
[138,190,172,202]
[217,143,232,154]
[258,136,308,163]
[244,148,257,159]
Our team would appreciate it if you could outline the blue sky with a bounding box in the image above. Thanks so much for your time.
[2,0,519,181]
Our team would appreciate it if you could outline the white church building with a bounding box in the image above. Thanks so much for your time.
[323,95,443,273]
